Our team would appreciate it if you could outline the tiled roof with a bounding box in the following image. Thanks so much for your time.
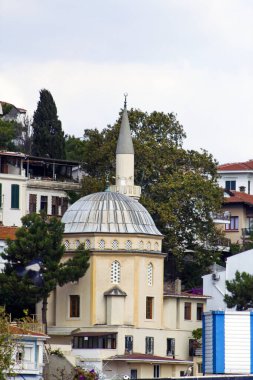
[223,191,253,206]
[218,160,253,171]
[107,353,192,364]
[0,226,17,240]
[9,325,47,337]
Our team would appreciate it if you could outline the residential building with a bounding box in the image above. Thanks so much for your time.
[220,189,253,245]
[218,160,253,195]
[0,151,81,227]
[6,324,48,380]
[38,101,206,379]
[203,248,253,311]
[0,100,26,122]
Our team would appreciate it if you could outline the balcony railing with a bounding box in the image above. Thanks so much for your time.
[212,211,231,223]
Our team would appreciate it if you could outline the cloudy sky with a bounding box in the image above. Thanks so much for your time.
[1,0,253,164]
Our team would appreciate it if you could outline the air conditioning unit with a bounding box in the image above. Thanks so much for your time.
[212,272,220,281]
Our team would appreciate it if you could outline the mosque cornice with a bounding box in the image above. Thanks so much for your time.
[63,232,164,239]
[64,249,166,257]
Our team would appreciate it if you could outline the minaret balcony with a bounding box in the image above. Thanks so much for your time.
[109,185,141,199]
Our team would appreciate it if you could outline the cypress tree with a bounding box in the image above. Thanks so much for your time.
[32,89,66,159]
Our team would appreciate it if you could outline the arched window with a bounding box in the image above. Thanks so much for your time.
[64,240,70,249]
[148,263,153,286]
[154,242,159,251]
[139,240,144,250]
[111,260,121,284]
[75,240,80,248]
[112,240,119,250]
[125,240,132,250]
[146,241,151,251]
[85,239,91,249]
[99,239,105,249]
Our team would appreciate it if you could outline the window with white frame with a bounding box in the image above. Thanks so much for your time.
[125,240,132,250]
[225,216,239,230]
[145,336,154,354]
[146,241,151,250]
[75,240,80,248]
[154,242,159,251]
[112,240,119,249]
[138,240,144,250]
[167,338,175,356]
[85,239,91,249]
[111,260,120,284]
[64,240,70,249]
[148,263,153,286]
[99,239,105,249]
[225,180,236,191]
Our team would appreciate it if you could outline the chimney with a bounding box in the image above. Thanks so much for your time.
[175,278,181,295]
[239,186,246,193]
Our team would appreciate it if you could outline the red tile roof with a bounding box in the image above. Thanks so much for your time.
[224,191,253,206]
[218,160,253,171]
[107,353,192,364]
[9,325,47,337]
[0,226,17,240]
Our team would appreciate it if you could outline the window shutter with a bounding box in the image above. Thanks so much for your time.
[11,184,19,208]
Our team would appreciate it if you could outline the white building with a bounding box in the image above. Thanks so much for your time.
[38,101,206,379]
[203,249,253,311]
[218,160,253,194]
[7,324,48,380]
[0,151,81,227]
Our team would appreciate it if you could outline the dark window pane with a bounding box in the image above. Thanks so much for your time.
[69,295,80,318]
[184,302,191,320]
[146,297,153,319]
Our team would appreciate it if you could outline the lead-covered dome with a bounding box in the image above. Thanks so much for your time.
[62,192,161,235]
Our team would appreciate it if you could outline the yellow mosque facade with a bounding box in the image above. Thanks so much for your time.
[40,101,206,379]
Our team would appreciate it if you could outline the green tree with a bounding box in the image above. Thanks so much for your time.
[0,213,90,331]
[224,271,253,310]
[65,135,86,162]
[0,310,16,379]
[0,119,16,150]
[32,89,65,159]
[77,108,223,286]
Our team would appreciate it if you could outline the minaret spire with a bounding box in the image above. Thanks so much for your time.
[109,95,141,200]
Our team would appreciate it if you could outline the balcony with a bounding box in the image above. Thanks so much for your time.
[212,211,231,224]
[27,178,81,191]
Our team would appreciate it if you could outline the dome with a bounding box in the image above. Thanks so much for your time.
[62,192,161,235]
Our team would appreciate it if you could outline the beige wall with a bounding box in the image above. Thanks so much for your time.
[103,361,191,378]
[44,229,205,377]
[222,204,247,244]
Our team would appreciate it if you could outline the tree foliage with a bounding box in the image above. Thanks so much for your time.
[224,270,253,310]
[32,89,65,159]
[68,108,223,286]
[0,213,90,329]
[0,116,32,154]
[0,310,16,379]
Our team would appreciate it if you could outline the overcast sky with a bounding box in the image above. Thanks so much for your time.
[1,0,253,164]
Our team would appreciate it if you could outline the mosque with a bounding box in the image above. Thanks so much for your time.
[41,99,206,378]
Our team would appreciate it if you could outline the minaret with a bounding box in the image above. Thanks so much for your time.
[109,95,141,200]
